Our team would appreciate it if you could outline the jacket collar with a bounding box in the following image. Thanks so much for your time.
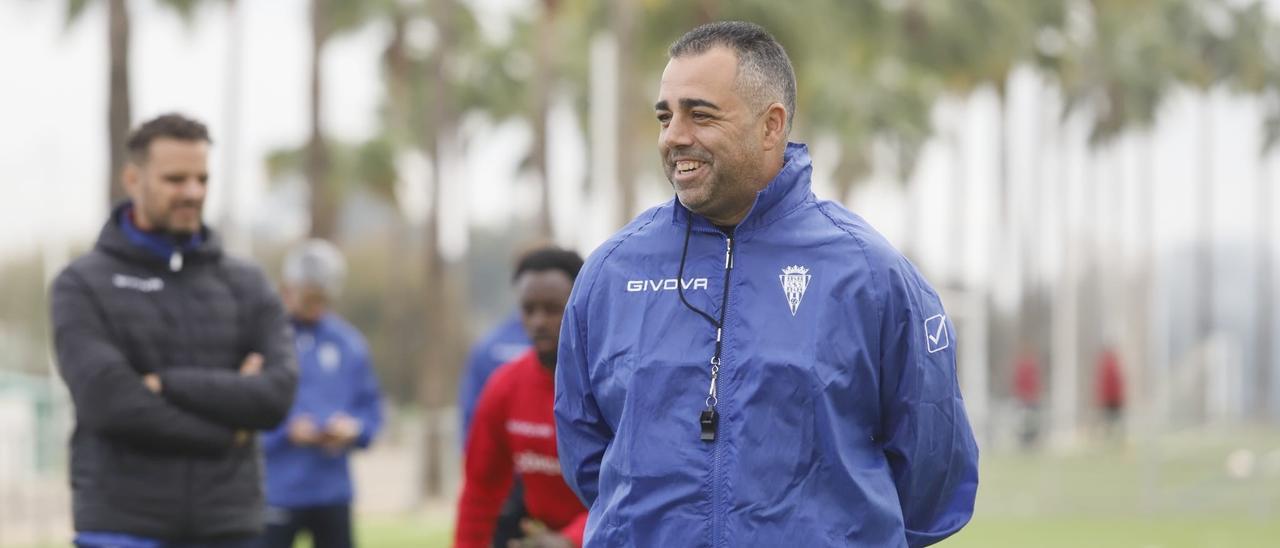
[671,142,814,236]
[96,201,222,271]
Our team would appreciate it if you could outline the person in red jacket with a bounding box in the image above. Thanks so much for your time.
[455,247,587,548]
[1012,347,1043,449]
[1095,346,1126,441]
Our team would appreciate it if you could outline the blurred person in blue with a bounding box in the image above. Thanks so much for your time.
[459,314,530,442]
[459,312,531,546]
[258,239,384,548]
[555,21,979,547]
[51,113,297,548]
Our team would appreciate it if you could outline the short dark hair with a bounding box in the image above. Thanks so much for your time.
[669,21,797,135]
[513,247,584,284]
[126,113,212,163]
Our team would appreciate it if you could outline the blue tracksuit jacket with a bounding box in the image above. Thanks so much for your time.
[262,313,383,508]
[555,143,979,547]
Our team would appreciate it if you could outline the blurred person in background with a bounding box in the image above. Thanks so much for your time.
[458,247,542,546]
[458,309,531,547]
[454,247,588,548]
[1012,346,1044,450]
[459,313,531,441]
[1094,345,1126,441]
[50,113,298,547]
[555,22,978,547]
[259,239,385,548]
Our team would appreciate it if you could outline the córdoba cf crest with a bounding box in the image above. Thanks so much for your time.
[779,265,811,316]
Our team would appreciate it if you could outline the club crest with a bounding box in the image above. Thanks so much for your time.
[779,265,811,316]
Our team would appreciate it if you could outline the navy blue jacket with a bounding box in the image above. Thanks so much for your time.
[555,143,978,547]
[52,203,297,539]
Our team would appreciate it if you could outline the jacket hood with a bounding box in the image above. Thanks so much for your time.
[96,201,223,270]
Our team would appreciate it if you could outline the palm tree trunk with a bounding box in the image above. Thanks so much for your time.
[1051,131,1080,447]
[993,83,1015,384]
[307,0,336,239]
[613,0,636,226]
[1135,133,1155,428]
[419,0,469,500]
[949,107,967,286]
[219,0,245,253]
[532,0,558,240]
[1257,153,1273,420]
[1198,96,1214,354]
[386,7,411,141]
[107,0,131,208]
[383,3,417,421]
[695,0,719,23]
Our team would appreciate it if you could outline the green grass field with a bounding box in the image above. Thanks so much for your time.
[353,429,1280,548]
[14,429,1277,547]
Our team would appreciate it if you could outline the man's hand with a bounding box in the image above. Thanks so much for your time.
[509,520,574,548]
[320,412,362,454]
[142,373,162,394]
[239,352,264,376]
[287,414,322,446]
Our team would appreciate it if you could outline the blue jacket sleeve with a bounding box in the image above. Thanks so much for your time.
[458,342,490,443]
[554,285,612,508]
[350,345,384,449]
[877,259,979,547]
[260,413,293,453]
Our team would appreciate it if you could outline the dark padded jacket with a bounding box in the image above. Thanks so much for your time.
[50,204,298,539]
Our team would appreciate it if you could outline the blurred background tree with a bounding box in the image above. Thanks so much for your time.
[10,0,1280,513]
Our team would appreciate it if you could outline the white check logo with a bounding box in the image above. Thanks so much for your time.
[924,314,949,353]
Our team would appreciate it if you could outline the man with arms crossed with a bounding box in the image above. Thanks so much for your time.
[51,113,297,547]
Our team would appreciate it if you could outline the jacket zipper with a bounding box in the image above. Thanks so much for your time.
[712,230,734,548]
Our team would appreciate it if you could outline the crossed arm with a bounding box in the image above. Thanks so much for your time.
[51,268,297,455]
[153,273,298,431]
[52,270,239,454]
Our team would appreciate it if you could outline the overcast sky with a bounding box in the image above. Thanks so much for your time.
[1,0,1278,303]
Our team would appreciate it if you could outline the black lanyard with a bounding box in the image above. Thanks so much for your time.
[676,212,735,442]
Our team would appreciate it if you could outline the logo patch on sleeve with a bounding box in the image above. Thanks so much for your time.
[924,314,950,353]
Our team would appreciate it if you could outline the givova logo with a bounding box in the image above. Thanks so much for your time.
[626,278,709,292]
[112,274,164,293]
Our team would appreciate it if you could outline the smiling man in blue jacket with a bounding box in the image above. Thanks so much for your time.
[554,21,979,547]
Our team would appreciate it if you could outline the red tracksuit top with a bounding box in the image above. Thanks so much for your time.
[454,350,587,547]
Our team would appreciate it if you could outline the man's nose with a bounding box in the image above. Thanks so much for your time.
[530,309,551,329]
[180,178,206,199]
[661,114,694,149]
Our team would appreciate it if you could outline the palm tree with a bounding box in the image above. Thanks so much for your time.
[303,0,383,239]
[529,0,562,239]
[63,0,210,208]
[105,0,129,208]
[1260,94,1278,419]
[611,0,638,226]
[1217,1,1280,420]
[1056,0,1186,434]
[1164,0,1234,374]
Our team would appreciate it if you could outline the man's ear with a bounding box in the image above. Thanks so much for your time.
[761,102,787,151]
[121,162,140,199]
